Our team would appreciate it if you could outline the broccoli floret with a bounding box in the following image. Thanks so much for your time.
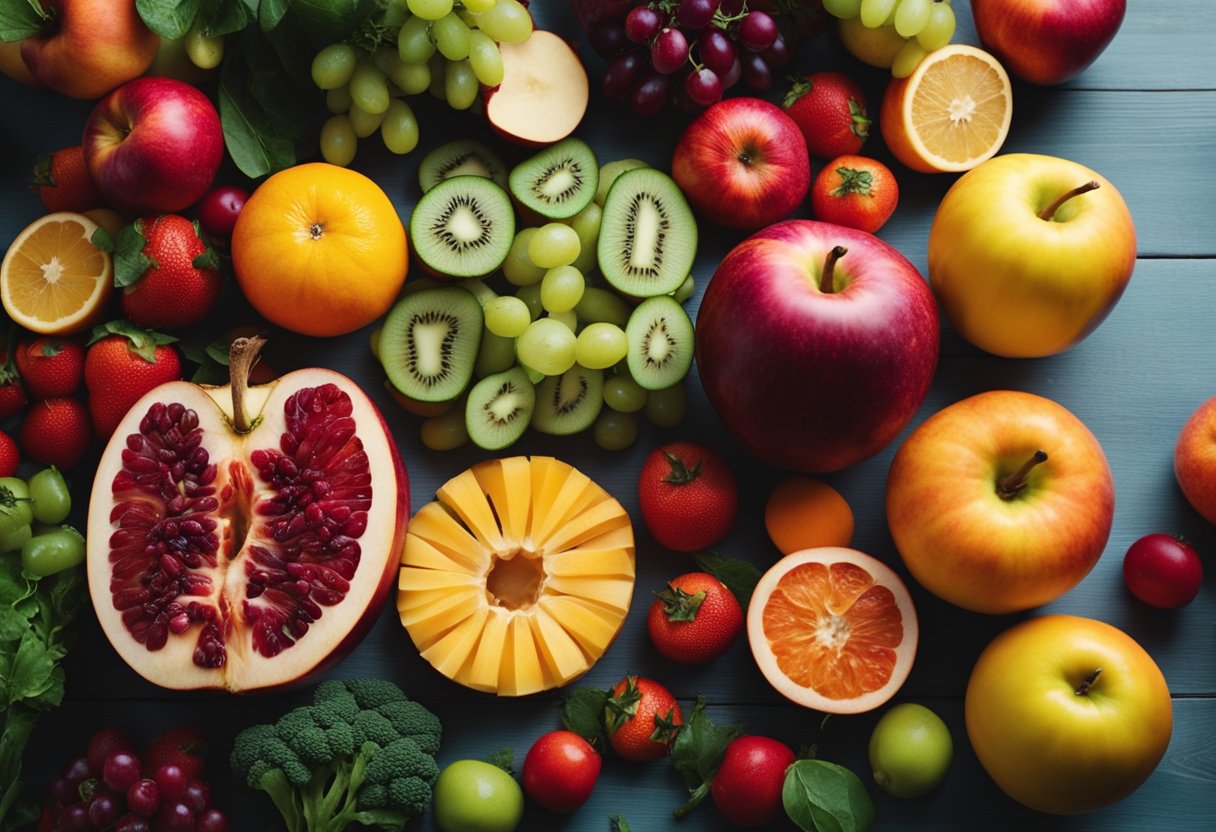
[230,678,443,832]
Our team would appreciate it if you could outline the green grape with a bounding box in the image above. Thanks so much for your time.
[380,99,420,154]
[475,331,517,377]
[407,0,454,20]
[528,223,581,269]
[892,38,929,78]
[461,0,496,12]
[822,0,862,17]
[428,53,447,100]
[894,0,932,37]
[326,84,353,114]
[372,46,403,77]
[859,0,898,28]
[575,287,630,327]
[671,274,695,304]
[515,283,544,320]
[471,0,533,44]
[484,296,532,337]
[348,103,385,138]
[504,228,546,286]
[421,408,470,450]
[398,14,437,63]
[350,59,390,114]
[594,410,638,451]
[21,526,85,577]
[516,318,576,376]
[467,30,505,87]
[320,114,358,166]
[603,375,647,413]
[311,43,358,89]
[575,323,628,370]
[433,12,471,61]
[383,0,411,30]
[566,201,602,275]
[184,23,224,70]
[645,382,687,428]
[0,477,33,547]
[916,2,956,50]
[540,265,585,313]
[390,60,432,94]
[28,467,71,524]
[445,58,479,110]
[549,309,578,331]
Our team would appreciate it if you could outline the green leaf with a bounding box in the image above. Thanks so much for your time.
[197,0,250,36]
[111,220,156,289]
[693,551,762,609]
[0,0,47,43]
[657,585,706,623]
[782,759,875,832]
[560,685,609,752]
[670,696,744,818]
[88,321,178,363]
[609,815,631,832]
[218,35,306,178]
[257,0,288,31]
[89,226,114,253]
[1,629,56,707]
[136,0,202,39]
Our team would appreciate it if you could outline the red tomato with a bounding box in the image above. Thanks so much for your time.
[197,185,249,239]
[711,735,796,827]
[647,572,743,664]
[605,676,683,762]
[1123,533,1202,608]
[637,441,738,552]
[810,154,899,234]
[521,730,601,813]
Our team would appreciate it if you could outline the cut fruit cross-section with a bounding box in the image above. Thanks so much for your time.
[399,456,635,696]
[747,547,918,714]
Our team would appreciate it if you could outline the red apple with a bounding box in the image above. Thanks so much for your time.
[671,97,811,231]
[83,77,223,216]
[696,220,939,473]
[1174,395,1216,524]
[971,0,1127,86]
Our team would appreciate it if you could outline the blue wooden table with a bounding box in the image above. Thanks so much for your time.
[3,2,1214,830]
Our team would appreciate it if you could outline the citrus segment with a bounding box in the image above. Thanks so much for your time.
[1,212,112,334]
[880,45,1013,173]
[748,547,918,714]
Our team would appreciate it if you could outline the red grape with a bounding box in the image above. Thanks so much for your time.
[62,757,93,794]
[762,31,791,69]
[625,6,663,43]
[196,186,248,241]
[677,0,717,30]
[57,804,90,832]
[1123,533,1203,608]
[721,56,742,89]
[154,766,188,803]
[698,28,736,75]
[739,10,778,51]
[46,778,69,808]
[741,51,772,91]
[632,71,672,117]
[195,810,229,832]
[156,803,196,832]
[719,0,744,13]
[602,50,645,100]
[589,21,630,57]
[685,67,724,105]
[651,27,690,74]
[183,781,210,814]
[115,816,152,832]
[87,794,119,829]
[87,729,135,775]
[103,752,142,793]
[127,779,160,817]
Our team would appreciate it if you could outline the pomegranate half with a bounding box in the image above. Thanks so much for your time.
[86,339,409,692]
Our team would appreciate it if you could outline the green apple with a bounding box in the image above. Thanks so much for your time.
[869,703,953,798]
[433,759,524,832]
[966,615,1173,814]
[928,153,1136,358]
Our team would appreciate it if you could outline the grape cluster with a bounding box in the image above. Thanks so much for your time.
[310,0,533,165]
[825,0,957,77]
[586,1,790,117]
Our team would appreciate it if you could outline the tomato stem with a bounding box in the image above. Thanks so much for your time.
[1038,181,1100,221]
[820,246,847,294]
[229,335,267,433]
[1075,668,1102,696]
[996,450,1047,500]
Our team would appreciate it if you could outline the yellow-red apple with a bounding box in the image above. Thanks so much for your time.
[1174,395,1216,524]
[972,0,1126,86]
[21,0,158,99]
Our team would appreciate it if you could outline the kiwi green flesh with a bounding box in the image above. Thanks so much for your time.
[598,168,697,298]
[509,138,598,220]
[465,367,536,450]
[381,287,483,403]
[626,296,694,391]
[532,367,604,435]
[419,139,508,192]
[411,176,515,278]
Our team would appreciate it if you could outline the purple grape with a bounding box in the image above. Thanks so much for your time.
[625,6,663,43]
[155,803,195,832]
[62,757,93,794]
[741,51,772,92]
[183,781,210,814]
[88,793,119,829]
[602,49,645,101]
[102,752,142,793]
[685,67,723,106]
[650,27,689,74]
[58,804,90,832]
[677,0,716,30]
[718,0,744,13]
[114,816,152,832]
[47,778,70,808]
[631,71,672,117]
[762,31,791,69]
[154,766,188,803]
[126,779,160,817]
[698,28,736,76]
[721,56,742,89]
[589,21,630,57]
[739,10,778,51]
[195,809,229,832]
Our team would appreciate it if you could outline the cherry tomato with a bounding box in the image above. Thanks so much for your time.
[1123,533,1202,608]
[197,186,249,239]
[521,730,601,813]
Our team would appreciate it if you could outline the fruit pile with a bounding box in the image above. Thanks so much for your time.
[826,0,958,75]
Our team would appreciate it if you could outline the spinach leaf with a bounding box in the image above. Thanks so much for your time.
[560,685,610,751]
[136,0,201,39]
[218,31,309,178]
[692,551,763,609]
[670,696,744,818]
[0,0,45,42]
[198,0,251,37]
[782,759,875,832]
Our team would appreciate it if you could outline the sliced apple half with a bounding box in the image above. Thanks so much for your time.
[485,30,589,146]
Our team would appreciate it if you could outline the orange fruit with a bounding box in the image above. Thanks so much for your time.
[0,211,113,335]
[880,45,1013,174]
[231,162,408,337]
[764,477,854,554]
[747,547,918,714]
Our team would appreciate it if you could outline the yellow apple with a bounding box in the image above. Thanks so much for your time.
[966,615,1172,814]
[886,390,1114,613]
[928,153,1136,358]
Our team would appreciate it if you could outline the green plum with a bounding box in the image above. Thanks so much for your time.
[0,477,33,552]
[28,467,71,524]
[432,759,524,832]
[868,703,953,798]
[21,526,85,577]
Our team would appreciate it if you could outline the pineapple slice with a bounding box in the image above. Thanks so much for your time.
[399,456,635,696]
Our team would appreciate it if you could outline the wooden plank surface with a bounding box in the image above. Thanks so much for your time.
[3,2,1215,831]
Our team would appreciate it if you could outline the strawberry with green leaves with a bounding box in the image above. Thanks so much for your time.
[85,322,182,438]
[14,336,84,399]
[30,146,104,214]
[0,336,27,420]
[783,71,871,159]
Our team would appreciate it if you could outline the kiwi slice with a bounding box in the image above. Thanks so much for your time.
[410,176,515,279]
[595,158,649,206]
[465,366,536,450]
[380,287,483,403]
[509,137,599,220]
[625,296,695,391]
[598,168,697,298]
[418,139,508,192]
[532,367,604,436]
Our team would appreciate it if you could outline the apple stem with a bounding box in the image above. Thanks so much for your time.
[820,246,848,294]
[229,335,267,434]
[1075,668,1102,696]
[1038,181,1100,221]
[996,450,1048,500]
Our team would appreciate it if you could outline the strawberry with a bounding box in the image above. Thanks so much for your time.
[19,398,92,470]
[0,338,27,420]
[810,154,899,234]
[97,215,223,330]
[14,336,85,399]
[144,726,208,781]
[782,71,870,159]
[0,429,19,476]
[85,321,182,438]
[30,146,105,213]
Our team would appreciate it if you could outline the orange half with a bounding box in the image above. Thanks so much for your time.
[748,547,918,714]
[1,212,112,334]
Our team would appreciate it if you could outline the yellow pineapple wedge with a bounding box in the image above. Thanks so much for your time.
[398,456,636,696]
